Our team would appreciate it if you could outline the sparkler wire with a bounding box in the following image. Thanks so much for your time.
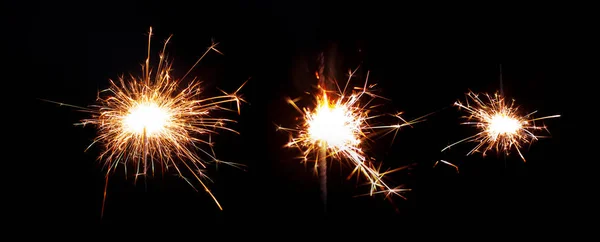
[319,143,327,211]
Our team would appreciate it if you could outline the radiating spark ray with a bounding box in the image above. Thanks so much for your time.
[181,41,221,81]
[433,160,459,173]
[37,99,93,111]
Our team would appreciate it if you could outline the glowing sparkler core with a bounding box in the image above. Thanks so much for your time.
[442,91,560,162]
[488,114,522,139]
[307,93,361,148]
[123,102,171,136]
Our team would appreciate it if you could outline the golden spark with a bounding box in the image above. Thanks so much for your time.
[278,68,426,200]
[433,160,459,173]
[441,91,560,162]
[44,27,246,217]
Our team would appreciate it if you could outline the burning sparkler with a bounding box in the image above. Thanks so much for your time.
[277,67,425,208]
[441,91,559,162]
[44,27,246,217]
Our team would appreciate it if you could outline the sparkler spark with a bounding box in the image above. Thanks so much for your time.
[441,91,560,162]
[433,160,459,173]
[44,27,246,217]
[278,67,426,200]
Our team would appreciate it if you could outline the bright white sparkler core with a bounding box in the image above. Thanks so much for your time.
[487,114,522,139]
[123,102,171,136]
[307,102,360,148]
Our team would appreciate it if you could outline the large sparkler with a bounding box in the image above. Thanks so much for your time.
[45,27,245,217]
[278,67,424,208]
[441,91,559,162]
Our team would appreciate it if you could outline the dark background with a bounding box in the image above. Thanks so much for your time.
[13,0,586,233]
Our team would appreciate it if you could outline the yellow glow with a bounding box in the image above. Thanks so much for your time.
[123,102,171,136]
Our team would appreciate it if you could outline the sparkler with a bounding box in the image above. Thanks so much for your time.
[441,91,560,162]
[277,67,425,207]
[44,27,246,217]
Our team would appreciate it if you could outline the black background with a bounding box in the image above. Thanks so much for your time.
[12,0,587,234]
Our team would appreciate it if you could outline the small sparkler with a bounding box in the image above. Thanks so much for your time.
[277,67,426,208]
[44,27,246,217]
[441,91,560,162]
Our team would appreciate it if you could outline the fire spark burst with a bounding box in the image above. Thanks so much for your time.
[278,68,424,199]
[441,91,560,162]
[46,27,245,216]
